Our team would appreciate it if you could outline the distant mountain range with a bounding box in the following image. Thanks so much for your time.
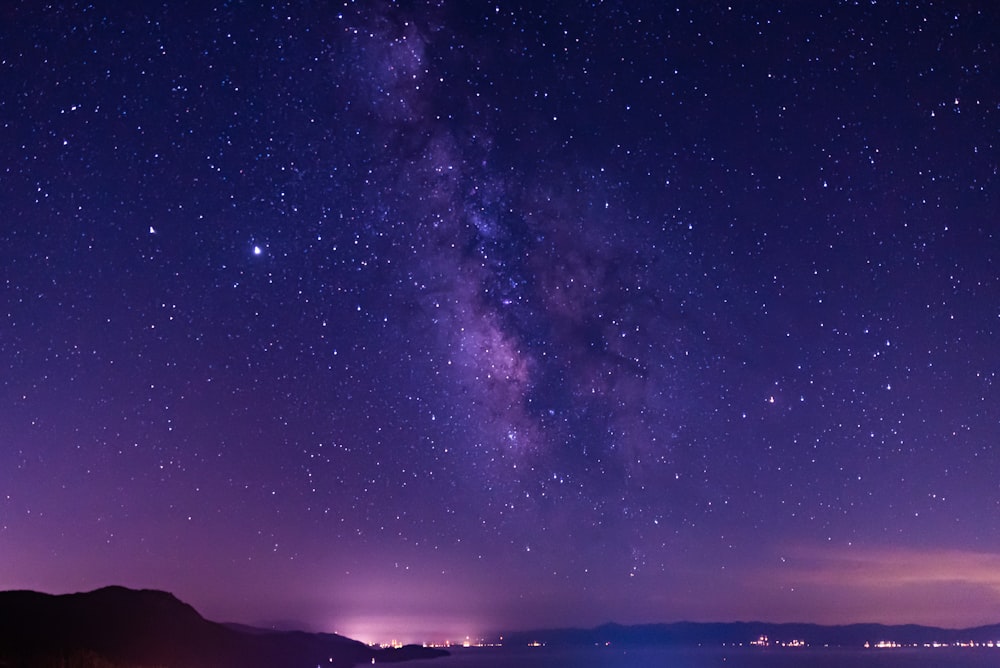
[6,585,999,668]
[504,620,1000,648]
[0,586,447,668]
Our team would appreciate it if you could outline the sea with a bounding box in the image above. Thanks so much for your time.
[408,645,1000,667]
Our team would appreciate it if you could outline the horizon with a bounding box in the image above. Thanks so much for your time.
[3,0,999,642]
[8,583,1000,647]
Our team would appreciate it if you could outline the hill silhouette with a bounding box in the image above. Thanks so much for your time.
[0,586,447,668]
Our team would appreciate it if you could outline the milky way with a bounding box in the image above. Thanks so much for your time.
[2,0,999,641]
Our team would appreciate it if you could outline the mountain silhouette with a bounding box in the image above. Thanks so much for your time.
[0,586,447,668]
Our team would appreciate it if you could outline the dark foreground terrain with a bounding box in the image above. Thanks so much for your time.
[0,586,447,668]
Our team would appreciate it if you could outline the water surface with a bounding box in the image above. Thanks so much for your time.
[410,645,1000,667]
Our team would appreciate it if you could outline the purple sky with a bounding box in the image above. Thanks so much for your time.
[2,1,999,643]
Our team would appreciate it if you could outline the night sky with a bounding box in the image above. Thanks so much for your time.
[2,0,999,643]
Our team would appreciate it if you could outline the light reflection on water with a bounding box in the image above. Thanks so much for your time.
[409,645,1000,668]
